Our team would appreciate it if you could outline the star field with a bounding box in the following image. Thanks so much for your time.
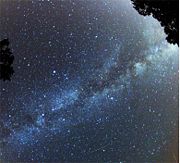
[0,0,178,162]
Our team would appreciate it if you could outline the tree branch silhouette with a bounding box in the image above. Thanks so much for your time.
[0,39,14,81]
[131,0,179,45]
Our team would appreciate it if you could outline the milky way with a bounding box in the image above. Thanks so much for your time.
[0,0,178,162]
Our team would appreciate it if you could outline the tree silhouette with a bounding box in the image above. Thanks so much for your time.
[0,39,14,81]
[131,0,179,45]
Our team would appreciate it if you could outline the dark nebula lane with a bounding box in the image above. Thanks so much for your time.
[0,0,178,162]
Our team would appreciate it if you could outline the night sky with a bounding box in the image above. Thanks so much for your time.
[0,0,179,162]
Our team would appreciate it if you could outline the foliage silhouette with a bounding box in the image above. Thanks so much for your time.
[0,39,14,81]
[131,0,179,45]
